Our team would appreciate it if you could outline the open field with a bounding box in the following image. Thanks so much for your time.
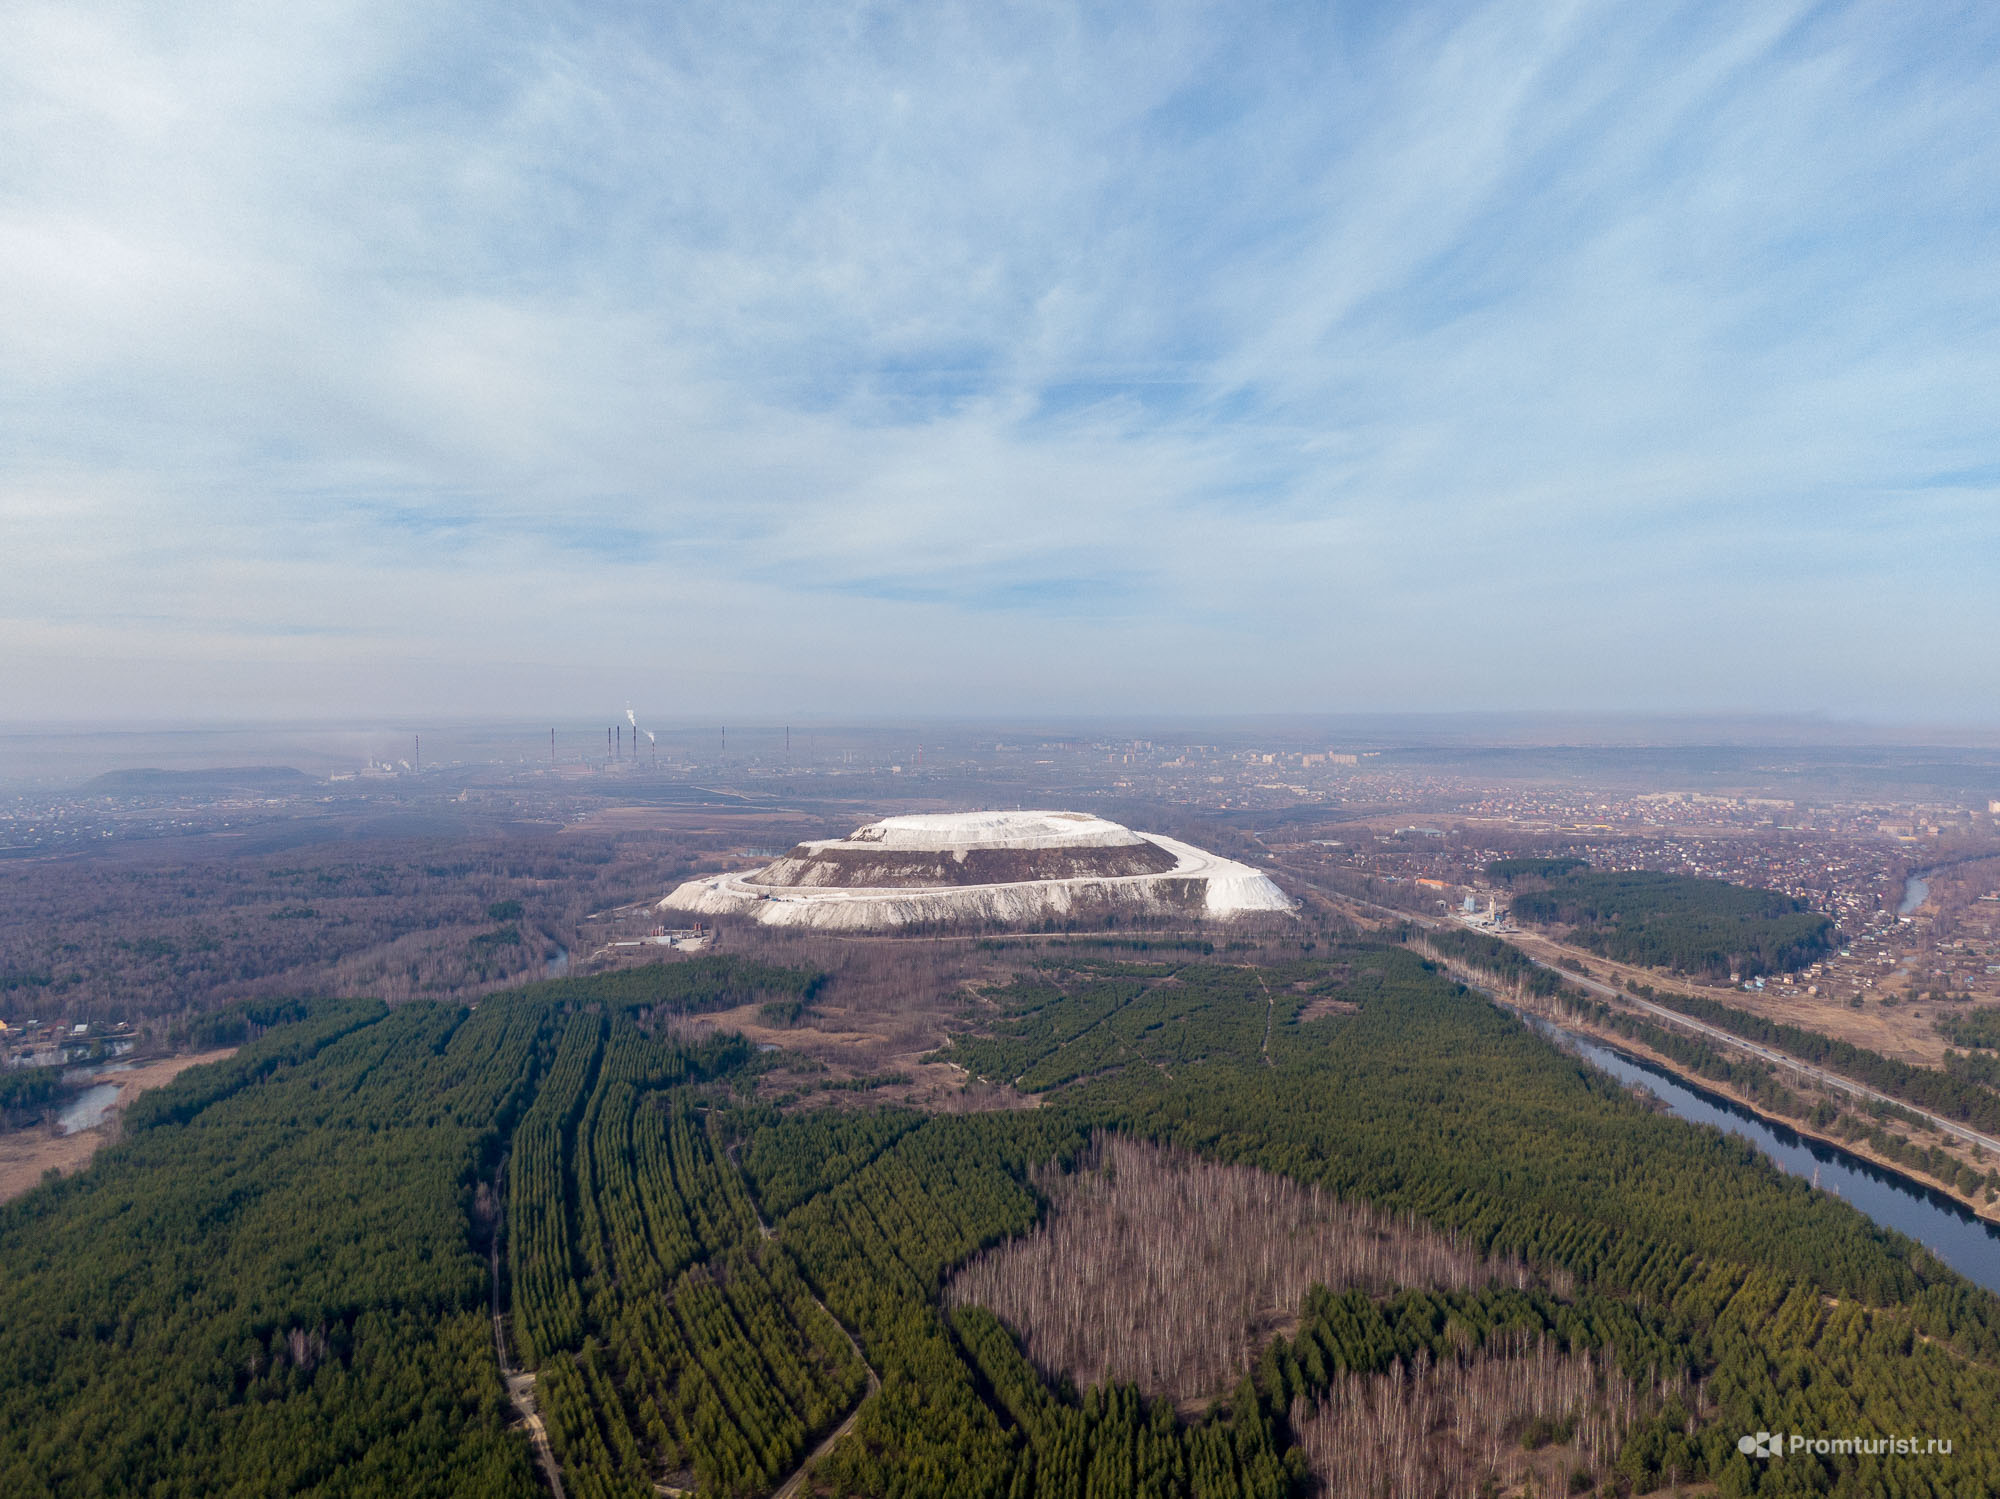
[1504,928,1958,1065]
[679,998,1019,1112]
[0,1129,99,1206]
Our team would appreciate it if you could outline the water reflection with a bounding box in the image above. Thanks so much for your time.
[58,1082,121,1135]
[1525,1014,2000,1295]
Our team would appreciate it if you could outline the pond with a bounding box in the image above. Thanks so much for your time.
[57,1082,122,1135]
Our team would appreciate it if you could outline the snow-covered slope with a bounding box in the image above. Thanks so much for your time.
[659,811,1292,930]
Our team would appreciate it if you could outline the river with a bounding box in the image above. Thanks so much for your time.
[1523,1015,2000,1295]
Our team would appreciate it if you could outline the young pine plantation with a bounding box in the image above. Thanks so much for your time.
[0,949,1997,1498]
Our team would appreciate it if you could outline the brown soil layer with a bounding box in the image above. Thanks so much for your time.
[753,841,1180,889]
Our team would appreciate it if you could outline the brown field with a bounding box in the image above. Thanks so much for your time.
[0,1049,236,1205]
[1506,928,1954,1065]
[680,997,1035,1113]
[1297,995,1360,1021]
[0,1130,101,1206]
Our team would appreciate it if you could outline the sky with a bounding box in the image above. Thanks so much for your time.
[3,0,1998,725]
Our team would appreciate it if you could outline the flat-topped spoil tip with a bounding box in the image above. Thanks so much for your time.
[659,809,1292,930]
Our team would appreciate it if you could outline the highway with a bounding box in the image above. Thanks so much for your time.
[1278,861,2000,1163]
[1510,943,2000,1160]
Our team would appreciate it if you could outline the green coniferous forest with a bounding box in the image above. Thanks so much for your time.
[1938,1006,2000,1051]
[2,949,1996,1497]
[1491,862,1838,979]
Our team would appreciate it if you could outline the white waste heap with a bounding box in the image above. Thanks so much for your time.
[660,810,1292,930]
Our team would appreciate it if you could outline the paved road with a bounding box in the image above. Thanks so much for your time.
[1278,863,2000,1163]
[1504,937,2000,1160]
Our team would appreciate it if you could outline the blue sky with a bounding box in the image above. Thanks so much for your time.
[3,0,1997,722]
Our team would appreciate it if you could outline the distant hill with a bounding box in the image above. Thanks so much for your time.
[81,767,318,795]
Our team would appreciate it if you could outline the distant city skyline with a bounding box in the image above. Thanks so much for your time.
[4,1,1997,722]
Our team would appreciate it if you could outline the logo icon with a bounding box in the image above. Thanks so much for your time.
[1738,1432,1785,1459]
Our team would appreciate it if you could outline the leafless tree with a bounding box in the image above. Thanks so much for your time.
[945,1134,1551,1408]
[1290,1333,1664,1499]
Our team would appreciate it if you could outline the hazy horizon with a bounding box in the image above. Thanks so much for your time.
[5,2,1997,722]
[10,710,2000,792]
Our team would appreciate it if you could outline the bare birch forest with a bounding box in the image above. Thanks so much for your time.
[944,1133,1540,1407]
[1288,1335,1665,1499]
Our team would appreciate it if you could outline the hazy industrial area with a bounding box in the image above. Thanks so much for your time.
[8,713,1999,1058]
[8,0,2000,1491]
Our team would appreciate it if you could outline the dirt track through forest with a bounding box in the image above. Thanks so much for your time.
[1256,972,1275,1065]
[744,1159,881,1499]
[491,1174,567,1499]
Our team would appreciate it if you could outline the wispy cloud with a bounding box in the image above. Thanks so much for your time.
[2,0,1997,720]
